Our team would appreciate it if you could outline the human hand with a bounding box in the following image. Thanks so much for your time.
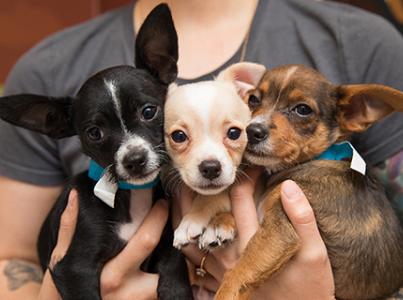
[100,198,168,300]
[172,167,262,292]
[39,190,169,300]
[253,180,335,299]
[38,190,79,300]
[174,170,335,299]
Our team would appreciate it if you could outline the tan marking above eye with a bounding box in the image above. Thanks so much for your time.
[288,89,306,100]
[260,81,270,94]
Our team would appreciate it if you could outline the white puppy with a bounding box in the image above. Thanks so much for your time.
[164,63,265,250]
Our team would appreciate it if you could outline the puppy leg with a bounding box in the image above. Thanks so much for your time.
[215,203,300,300]
[174,191,231,249]
[198,212,236,250]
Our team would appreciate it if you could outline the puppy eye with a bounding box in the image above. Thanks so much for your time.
[142,105,158,120]
[171,130,188,143]
[248,94,261,109]
[293,104,313,117]
[227,127,242,140]
[86,126,103,141]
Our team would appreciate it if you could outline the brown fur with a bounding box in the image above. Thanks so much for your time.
[216,64,403,300]
[209,212,236,234]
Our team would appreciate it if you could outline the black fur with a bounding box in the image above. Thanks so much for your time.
[0,4,192,300]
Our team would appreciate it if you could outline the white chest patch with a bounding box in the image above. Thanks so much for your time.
[117,189,153,241]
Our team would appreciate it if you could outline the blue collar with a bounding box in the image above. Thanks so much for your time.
[315,142,352,162]
[88,160,160,190]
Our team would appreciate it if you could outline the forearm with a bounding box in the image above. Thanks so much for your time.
[0,259,43,300]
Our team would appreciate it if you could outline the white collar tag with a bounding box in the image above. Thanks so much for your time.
[315,141,366,176]
[94,173,118,208]
[347,141,366,175]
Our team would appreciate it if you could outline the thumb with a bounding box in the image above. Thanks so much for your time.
[50,190,79,269]
[280,180,324,251]
[110,199,169,274]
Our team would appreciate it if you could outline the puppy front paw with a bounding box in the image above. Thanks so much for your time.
[198,212,236,250]
[173,215,210,249]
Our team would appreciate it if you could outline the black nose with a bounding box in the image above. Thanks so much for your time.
[123,152,147,172]
[246,123,269,144]
[198,160,222,180]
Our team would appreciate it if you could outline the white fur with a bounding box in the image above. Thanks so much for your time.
[166,81,249,195]
[179,83,217,133]
[281,66,298,90]
[105,80,127,133]
[115,134,160,184]
[198,221,236,250]
[166,73,252,251]
[117,189,152,241]
[182,137,235,195]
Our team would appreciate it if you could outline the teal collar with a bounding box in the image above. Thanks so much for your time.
[315,142,353,162]
[88,160,160,190]
[315,141,366,175]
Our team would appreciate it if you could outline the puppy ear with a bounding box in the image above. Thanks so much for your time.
[135,4,178,85]
[0,94,75,139]
[217,62,266,96]
[337,84,403,133]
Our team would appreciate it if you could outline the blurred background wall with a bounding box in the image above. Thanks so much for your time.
[0,0,129,88]
[0,0,402,90]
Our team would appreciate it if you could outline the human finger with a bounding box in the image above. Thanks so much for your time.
[180,244,223,280]
[230,166,262,197]
[49,190,79,269]
[191,272,220,293]
[280,180,327,255]
[103,271,159,300]
[110,199,169,275]
[230,181,259,251]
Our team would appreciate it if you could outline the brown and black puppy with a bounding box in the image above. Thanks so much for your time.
[215,64,403,300]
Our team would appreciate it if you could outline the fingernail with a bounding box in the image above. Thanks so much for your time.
[282,180,301,202]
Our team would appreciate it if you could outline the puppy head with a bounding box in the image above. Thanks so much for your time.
[243,64,403,172]
[164,63,265,195]
[0,4,178,184]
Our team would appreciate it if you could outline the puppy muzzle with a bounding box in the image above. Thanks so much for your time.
[246,123,269,145]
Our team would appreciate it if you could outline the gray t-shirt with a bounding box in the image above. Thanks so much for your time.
[1,0,403,186]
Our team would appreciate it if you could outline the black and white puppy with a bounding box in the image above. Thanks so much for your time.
[0,4,192,300]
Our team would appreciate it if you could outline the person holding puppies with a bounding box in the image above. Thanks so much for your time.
[0,0,402,299]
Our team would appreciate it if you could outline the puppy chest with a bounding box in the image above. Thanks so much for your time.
[117,189,153,241]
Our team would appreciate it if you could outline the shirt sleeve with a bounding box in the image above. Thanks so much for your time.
[0,46,66,186]
[339,9,403,165]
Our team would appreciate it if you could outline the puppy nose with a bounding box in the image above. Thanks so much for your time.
[123,152,147,172]
[246,123,268,144]
[199,160,222,180]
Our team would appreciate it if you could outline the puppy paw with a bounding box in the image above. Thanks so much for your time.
[198,212,236,250]
[173,215,210,249]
